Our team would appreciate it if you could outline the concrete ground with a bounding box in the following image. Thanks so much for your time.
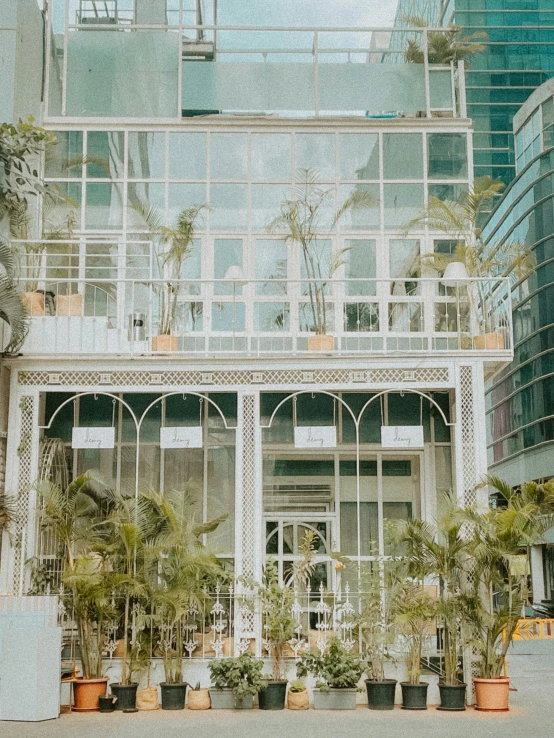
[2,644,552,738]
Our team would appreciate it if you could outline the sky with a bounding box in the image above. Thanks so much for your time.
[216,0,401,28]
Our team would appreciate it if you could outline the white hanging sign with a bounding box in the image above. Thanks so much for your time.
[381,425,424,449]
[160,426,203,449]
[294,426,337,449]
[72,427,115,449]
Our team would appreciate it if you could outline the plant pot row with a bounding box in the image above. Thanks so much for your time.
[73,676,511,712]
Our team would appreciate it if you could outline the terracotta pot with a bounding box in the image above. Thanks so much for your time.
[473,677,510,711]
[22,291,45,316]
[73,677,109,712]
[187,688,211,710]
[307,334,334,351]
[474,332,505,350]
[56,293,83,316]
[287,689,309,710]
[152,334,178,352]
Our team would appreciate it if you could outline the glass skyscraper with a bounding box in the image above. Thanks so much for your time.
[395,0,554,186]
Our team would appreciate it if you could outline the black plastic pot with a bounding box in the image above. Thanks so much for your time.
[365,679,397,710]
[98,695,116,713]
[437,683,467,711]
[160,682,187,710]
[111,683,138,711]
[259,681,287,710]
[401,682,428,710]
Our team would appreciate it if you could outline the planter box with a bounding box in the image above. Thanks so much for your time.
[474,332,505,350]
[209,688,253,709]
[313,688,357,710]
[307,334,334,351]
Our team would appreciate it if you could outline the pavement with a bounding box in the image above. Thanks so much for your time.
[1,644,552,738]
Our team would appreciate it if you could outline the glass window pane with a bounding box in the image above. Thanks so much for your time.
[345,239,376,296]
[251,134,291,181]
[256,239,287,295]
[86,131,124,179]
[127,132,166,179]
[210,133,248,180]
[85,183,123,229]
[339,133,379,180]
[207,446,235,555]
[212,302,245,331]
[383,133,423,179]
[295,134,335,179]
[384,184,424,229]
[339,184,380,230]
[251,184,289,230]
[127,182,166,228]
[427,133,468,178]
[169,132,207,179]
[168,183,206,228]
[210,184,248,230]
[428,183,465,203]
[214,238,243,294]
[46,131,83,178]
[389,239,420,294]
[254,302,290,331]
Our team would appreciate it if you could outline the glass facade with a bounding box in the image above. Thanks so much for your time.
[448,0,554,186]
[483,145,554,474]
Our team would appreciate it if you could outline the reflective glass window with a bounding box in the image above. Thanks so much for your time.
[383,134,423,179]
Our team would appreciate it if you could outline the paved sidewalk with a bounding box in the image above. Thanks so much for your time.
[0,677,547,738]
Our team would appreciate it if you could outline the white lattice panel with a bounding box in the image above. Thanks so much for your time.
[19,366,452,389]
[12,397,34,594]
[460,366,477,507]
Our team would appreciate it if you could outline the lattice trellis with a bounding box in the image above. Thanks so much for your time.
[12,396,35,595]
[241,394,257,581]
[19,366,451,389]
[460,366,477,507]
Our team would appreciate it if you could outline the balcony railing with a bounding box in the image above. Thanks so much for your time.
[16,275,513,359]
[47,4,466,119]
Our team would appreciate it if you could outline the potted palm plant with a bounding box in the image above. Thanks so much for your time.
[296,637,365,710]
[409,177,534,350]
[208,652,268,709]
[395,585,436,710]
[146,488,226,710]
[104,492,154,711]
[248,560,297,710]
[397,497,472,711]
[467,476,554,711]
[35,474,111,711]
[267,169,374,351]
[360,558,406,710]
[402,16,486,66]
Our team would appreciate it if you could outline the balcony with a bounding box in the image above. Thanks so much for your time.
[47,5,467,119]
[15,275,513,362]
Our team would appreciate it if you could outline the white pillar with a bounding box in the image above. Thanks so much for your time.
[530,546,546,604]
[454,362,488,508]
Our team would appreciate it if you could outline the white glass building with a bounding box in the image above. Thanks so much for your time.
[0,2,513,672]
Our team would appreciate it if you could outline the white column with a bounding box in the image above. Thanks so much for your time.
[530,546,546,604]
[0,380,40,595]
[234,391,263,654]
[454,362,488,508]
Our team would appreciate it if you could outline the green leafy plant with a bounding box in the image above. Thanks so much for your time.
[145,487,226,685]
[296,636,365,691]
[288,678,306,693]
[267,169,374,337]
[402,17,487,67]
[396,495,473,686]
[409,177,534,339]
[395,585,436,685]
[208,653,268,699]
[359,557,407,682]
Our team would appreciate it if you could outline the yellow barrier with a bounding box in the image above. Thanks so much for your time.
[511,618,554,640]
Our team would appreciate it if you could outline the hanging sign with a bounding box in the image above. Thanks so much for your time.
[381,425,424,449]
[160,426,203,449]
[72,427,115,449]
[294,426,337,449]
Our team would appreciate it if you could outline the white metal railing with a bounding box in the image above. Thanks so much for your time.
[50,584,442,662]
[16,274,513,358]
[50,0,465,119]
